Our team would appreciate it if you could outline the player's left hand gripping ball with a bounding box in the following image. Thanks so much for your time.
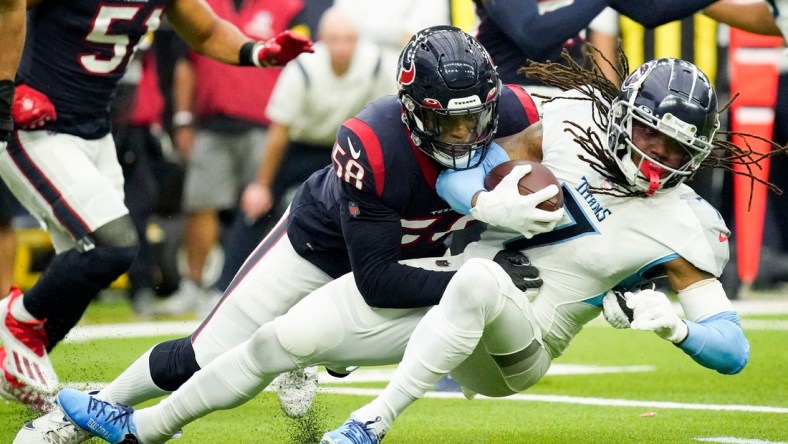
[12,84,57,129]
[257,30,314,67]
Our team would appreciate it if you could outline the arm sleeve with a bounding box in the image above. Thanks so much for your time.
[608,0,718,28]
[482,0,608,59]
[437,142,510,215]
[340,181,455,309]
[334,123,454,309]
[678,311,750,375]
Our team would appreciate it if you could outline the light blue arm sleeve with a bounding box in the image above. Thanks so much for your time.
[678,311,750,375]
[436,142,510,215]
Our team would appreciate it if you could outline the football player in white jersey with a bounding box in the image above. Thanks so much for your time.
[51,56,781,444]
[316,55,780,442]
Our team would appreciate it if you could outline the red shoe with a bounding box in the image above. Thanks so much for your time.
[0,346,55,413]
[0,287,59,394]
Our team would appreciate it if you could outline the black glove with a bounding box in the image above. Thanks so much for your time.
[610,289,634,322]
[611,281,656,322]
[0,80,14,143]
[492,249,542,292]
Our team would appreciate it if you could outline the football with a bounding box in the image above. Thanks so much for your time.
[484,160,564,211]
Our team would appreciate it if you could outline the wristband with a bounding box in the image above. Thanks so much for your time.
[172,110,194,127]
[239,41,263,67]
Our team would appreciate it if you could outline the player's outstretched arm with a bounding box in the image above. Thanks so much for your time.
[704,1,783,37]
[166,0,313,66]
[626,257,749,375]
[480,0,609,59]
[608,0,718,28]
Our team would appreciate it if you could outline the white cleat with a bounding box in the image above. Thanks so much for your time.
[0,350,55,413]
[13,407,91,444]
[273,366,319,417]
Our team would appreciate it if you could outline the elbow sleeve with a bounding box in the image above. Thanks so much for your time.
[678,312,750,375]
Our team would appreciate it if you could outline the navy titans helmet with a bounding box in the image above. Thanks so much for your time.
[607,58,720,195]
[397,25,501,170]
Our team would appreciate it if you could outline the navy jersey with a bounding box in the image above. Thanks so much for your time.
[474,0,603,86]
[19,0,169,139]
[287,85,539,308]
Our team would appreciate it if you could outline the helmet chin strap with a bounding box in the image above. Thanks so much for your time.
[639,160,665,196]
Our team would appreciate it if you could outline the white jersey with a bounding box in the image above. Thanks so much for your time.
[466,89,730,359]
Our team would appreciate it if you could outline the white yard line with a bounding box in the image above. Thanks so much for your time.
[63,297,788,344]
[66,365,788,415]
[316,387,788,414]
[695,437,788,444]
[62,321,200,343]
[63,382,788,414]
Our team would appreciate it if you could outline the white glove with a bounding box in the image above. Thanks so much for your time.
[471,164,564,239]
[627,289,689,343]
[602,290,632,329]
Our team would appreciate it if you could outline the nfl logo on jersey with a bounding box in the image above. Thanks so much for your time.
[348,202,361,217]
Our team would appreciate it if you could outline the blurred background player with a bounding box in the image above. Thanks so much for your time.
[110,32,180,317]
[164,0,307,316]
[0,0,312,413]
[334,0,450,68]
[233,7,396,289]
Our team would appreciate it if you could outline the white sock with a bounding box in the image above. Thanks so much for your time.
[134,324,293,442]
[10,294,38,322]
[97,347,168,406]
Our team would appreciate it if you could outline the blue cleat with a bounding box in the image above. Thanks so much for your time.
[320,418,381,444]
[56,388,139,444]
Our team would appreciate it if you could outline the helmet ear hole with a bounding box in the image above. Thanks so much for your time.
[397,25,500,170]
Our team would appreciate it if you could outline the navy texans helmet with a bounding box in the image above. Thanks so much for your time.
[397,25,501,170]
[607,58,720,195]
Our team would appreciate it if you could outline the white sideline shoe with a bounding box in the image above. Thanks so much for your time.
[161,279,203,315]
[13,407,91,444]
[273,366,319,417]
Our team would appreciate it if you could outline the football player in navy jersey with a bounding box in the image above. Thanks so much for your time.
[15,26,564,442]
[0,0,313,413]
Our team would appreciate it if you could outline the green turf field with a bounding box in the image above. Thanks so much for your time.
[1,298,787,443]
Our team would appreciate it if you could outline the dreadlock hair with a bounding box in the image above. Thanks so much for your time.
[519,44,788,206]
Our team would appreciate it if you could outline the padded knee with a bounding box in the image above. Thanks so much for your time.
[442,258,504,318]
[149,337,201,391]
[82,215,140,284]
[248,323,301,374]
[91,214,139,248]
